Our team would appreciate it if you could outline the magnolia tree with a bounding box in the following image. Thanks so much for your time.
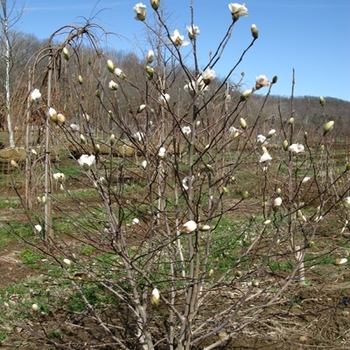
[8,1,350,349]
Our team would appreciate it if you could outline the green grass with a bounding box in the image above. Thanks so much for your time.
[20,249,43,265]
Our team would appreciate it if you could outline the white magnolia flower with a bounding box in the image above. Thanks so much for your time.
[146,50,154,64]
[114,68,126,80]
[158,147,166,158]
[78,154,96,170]
[302,176,311,183]
[202,69,216,85]
[182,176,194,191]
[109,80,118,90]
[49,107,57,121]
[133,131,144,142]
[186,24,200,39]
[259,147,272,164]
[133,2,146,21]
[170,29,189,47]
[151,288,160,305]
[259,152,272,164]
[256,134,267,145]
[229,126,241,134]
[182,179,189,191]
[184,77,208,95]
[273,197,282,208]
[34,224,42,233]
[288,143,305,154]
[158,93,170,105]
[132,218,140,225]
[181,126,191,135]
[255,75,270,90]
[53,173,65,182]
[228,3,248,21]
[30,88,41,102]
[141,160,147,169]
[70,123,79,131]
[182,220,197,233]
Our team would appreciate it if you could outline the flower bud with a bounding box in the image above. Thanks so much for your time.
[182,220,197,233]
[334,258,348,266]
[57,113,66,124]
[63,258,71,266]
[240,89,252,102]
[83,113,90,123]
[273,197,282,211]
[49,107,57,122]
[151,288,160,305]
[110,133,116,145]
[272,76,278,84]
[241,191,249,199]
[239,118,247,130]
[80,134,87,144]
[138,104,146,113]
[288,117,294,125]
[147,49,154,63]
[146,65,154,80]
[319,96,326,107]
[251,24,258,39]
[323,120,334,135]
[158,146,166,158]
[283,140,289,151]
[304,131,308,141]
[107,59,115,73]
[150,0,159,10]
[10,159,18,167]
[63,47,70,61]
[78,75,83,84]
[252,280,260,287]
[267,129,276,138]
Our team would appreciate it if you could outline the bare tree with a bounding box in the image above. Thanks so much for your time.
[0,0,25,146]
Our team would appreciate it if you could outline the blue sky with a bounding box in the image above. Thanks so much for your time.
[14,0,350,101]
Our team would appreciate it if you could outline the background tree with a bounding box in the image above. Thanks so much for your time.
[0,0,25,145]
